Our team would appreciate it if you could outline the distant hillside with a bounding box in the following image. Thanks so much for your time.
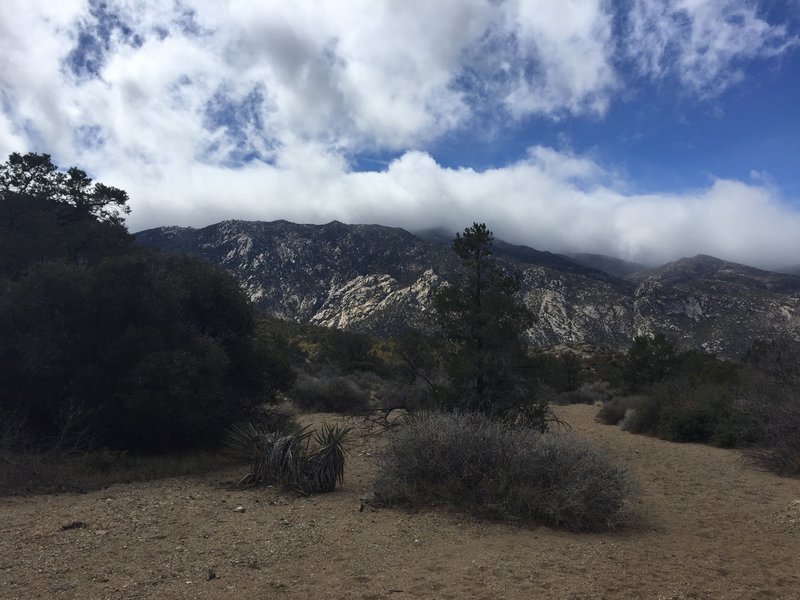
[566,253,649,278]
[136,220,800,358]
[776,263,800,276]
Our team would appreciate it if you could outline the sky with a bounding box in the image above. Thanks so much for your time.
[1,1,800,268]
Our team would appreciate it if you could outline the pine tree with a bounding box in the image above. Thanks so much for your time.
[434,223,543,425]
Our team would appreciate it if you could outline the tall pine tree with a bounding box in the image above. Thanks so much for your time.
[434,223,545,427]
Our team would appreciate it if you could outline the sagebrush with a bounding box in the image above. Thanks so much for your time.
[375,411,635,531]
[290,372,371,413]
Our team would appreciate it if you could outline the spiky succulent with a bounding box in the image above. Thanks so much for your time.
[225,420,351,493]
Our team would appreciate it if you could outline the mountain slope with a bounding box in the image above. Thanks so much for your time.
[566,252,649,278]
[136,220,455,332]
[136,221,800,357]
[628,255,800,356]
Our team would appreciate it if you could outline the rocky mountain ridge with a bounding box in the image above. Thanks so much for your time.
[136,220,800,358]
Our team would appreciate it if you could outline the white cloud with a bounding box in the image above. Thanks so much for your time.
[0,1,799,270]
[625,0,798,95]
[500,0,618,117]
[0,0,624,167]
[107,144,800,270]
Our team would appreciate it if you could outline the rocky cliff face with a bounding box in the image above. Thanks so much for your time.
[136,220,458,334]
[136,220,800,358]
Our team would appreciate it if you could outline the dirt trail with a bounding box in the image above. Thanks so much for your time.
[1,405,799,599]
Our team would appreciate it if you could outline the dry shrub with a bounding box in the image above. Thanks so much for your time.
[596,395,647,426]
[290,372,370,413]
[0,449,232,496]
[737,383,800,476]
[555,381,614,405]
[375,411,635,531]
[619,408,640,432]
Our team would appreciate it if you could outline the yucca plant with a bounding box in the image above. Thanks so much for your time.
[223,418,304,461]
[301,423,353,493]
[223,423,265,462]
[225,421,351,493]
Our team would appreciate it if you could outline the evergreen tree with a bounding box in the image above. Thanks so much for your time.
[0,152,132,279]
[623,333,677,392]
[434,223,543,425]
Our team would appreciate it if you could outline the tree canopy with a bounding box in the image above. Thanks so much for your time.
[0,152,132,280]
[0,152,291,453]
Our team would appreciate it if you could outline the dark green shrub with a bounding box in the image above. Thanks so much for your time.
[586,352,625,389]
[0,253,288,453]
[375,411,635,531]
[623,334,677,392]
[600,379,745,447]
[316,329,386,374]
[651,380,744,446]
[0,153,295,455]
[744,337,800,386]
[530,351,583,393]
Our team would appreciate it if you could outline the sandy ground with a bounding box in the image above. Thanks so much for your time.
[1,404,799,600]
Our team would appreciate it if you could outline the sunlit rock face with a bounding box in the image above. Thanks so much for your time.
[137,221,800,358]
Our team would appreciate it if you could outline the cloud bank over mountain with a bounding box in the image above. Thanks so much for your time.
[1,0,798,267]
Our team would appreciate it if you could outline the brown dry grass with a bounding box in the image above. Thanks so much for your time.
[1,405,799,599]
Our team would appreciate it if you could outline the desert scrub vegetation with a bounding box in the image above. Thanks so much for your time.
[0,153,298,455]
[0,448,235,496]
[595,394,647,429]
[226,421,352,494]
[375,411,635,531]
[553,380,614,405]
[595,334,746,446]
[596,381,746,447]
[593,335,800,477]
[289,372,372,413]
[735,380,800,475]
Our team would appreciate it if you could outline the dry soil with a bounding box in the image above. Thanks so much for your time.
[1,405,799,599]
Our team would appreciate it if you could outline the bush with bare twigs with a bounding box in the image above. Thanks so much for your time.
[375,411,635,531]
[736,380,800,476]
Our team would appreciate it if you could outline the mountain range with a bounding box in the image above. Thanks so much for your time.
[135,220,800,359]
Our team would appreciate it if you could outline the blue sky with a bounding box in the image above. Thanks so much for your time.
[1,1,800,267]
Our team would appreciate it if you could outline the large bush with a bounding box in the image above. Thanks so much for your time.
[596,336,749,447]
[0,252,291,453]
[597,379,745,447]
[0,152,296,455]
[736,377,800,475]
[375,411,635,531]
